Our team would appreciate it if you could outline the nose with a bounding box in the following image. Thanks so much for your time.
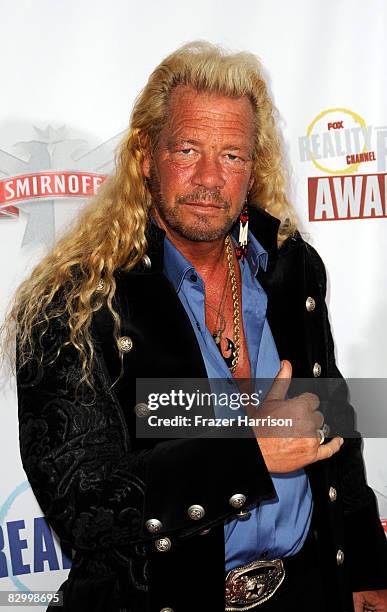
[191,153,226,190]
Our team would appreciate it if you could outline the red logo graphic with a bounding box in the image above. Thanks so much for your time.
[0,172,106,217]
[308,172,387,221]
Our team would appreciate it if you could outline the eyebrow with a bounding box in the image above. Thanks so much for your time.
[167,137,251,152]
[167,138,200,148]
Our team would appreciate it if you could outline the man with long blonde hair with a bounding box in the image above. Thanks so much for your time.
[4,42,387,611]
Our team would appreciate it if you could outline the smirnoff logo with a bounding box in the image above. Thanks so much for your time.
[0,172,105,206]
[0,126,124,247]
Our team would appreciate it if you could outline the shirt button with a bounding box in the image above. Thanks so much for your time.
[155,537,171,552]
[145,518,163,533]
[336,549,344,565]
[117,336,133,353]
[190,273,198,282]
[306,296,316,312]
[313,362,322,377]
[236,510,251,521]
[229,494,247,509]
[329,487,337,502]
[187,504,206,520]
[134,403,151,418]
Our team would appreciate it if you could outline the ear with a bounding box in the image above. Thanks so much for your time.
[248,174,255,192]
[142,150,151,178]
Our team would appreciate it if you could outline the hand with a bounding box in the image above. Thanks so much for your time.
[353,589,387,611]
[250,360,344,473]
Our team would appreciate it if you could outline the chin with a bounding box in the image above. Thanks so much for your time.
[174,218,232,242]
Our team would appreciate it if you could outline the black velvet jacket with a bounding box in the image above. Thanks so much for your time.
[17,206,387,612]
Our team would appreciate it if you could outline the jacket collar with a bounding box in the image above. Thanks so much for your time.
[143,204,280,274]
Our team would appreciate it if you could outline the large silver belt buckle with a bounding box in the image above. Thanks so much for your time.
[225,558,285,611]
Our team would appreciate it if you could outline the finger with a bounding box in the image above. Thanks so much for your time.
[315,437,344,461]
[266,360,292,401]
[296,392,320,411]
[286,395,321,432]
[352,592,363,612]
[312,410,324,430]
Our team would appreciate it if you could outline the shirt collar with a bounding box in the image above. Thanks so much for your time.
[163,229,268,293]
[163,238,195,292]
[231,224,268,274]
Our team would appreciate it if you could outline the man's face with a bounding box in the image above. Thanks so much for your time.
[142,85,255,242]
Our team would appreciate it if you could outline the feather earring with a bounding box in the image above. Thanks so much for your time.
[236,199,249,261]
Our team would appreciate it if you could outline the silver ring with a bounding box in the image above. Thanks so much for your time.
[316,428,325,445]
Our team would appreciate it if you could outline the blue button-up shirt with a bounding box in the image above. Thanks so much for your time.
[163,229,313,571]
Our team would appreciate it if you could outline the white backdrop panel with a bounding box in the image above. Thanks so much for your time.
[0,0,386,605]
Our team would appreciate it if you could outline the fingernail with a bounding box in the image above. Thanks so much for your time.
[339,438,344,446]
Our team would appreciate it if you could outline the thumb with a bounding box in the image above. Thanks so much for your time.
[266,360,292,401]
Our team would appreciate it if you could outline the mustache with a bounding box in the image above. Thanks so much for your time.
[176,190,229,207]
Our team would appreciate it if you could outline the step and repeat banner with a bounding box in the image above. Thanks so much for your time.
[0,0,386,607]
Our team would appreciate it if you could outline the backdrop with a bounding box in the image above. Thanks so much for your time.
[1,0,386,607]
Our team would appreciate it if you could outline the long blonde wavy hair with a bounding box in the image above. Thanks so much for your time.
[1,41,297,385]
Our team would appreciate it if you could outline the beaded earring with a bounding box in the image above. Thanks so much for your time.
[236,199,249,261]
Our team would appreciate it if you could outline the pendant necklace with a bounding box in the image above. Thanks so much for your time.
[206,235,241,374]
[208,269,229,346]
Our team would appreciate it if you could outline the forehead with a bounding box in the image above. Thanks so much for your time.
[164,84,255,141]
